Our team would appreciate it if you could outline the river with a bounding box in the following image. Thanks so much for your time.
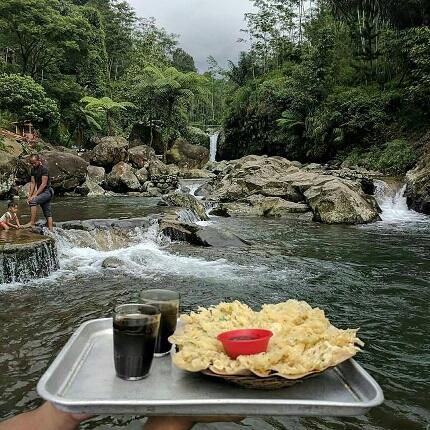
[0,187,429,430]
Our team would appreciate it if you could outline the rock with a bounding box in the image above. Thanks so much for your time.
[163,192,209,221]
[148,159,173,178]
[129,123,163,153]
[186,126,209,147]
[101,257,124,269]
[135,167,149,184]
[106,162,140,192]
[76,179,106,197]
[0,150,18,197]
[166,138,209,169]
[304,163,323,170]
[86,165,105,185]
[406,147,430,214]
[208,206,230,217]
[129,145,156,168]
[1,137,23,157]
[246,195,310,217]
[303,179,380,224]
[88,136,129,170]
[195,227,250,247]
[147,186,162,197]
[178,168,215,179]
[54,146,78,155]
[201,155,380,224]
[0,231,58,283]
[40,151,88,193]
[159,218,249,247]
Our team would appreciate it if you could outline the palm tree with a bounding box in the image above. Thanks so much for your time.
[80,96,135,136]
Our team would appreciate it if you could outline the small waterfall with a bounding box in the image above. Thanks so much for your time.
[1,238,59,284]
[374,180,428,223]
[209,132,219,162]
[177,208,202,224]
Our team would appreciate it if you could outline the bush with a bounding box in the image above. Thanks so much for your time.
[343,139,418,174]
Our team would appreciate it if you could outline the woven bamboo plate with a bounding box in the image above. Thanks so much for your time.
[200,369,321,390]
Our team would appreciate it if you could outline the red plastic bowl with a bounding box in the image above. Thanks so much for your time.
[217,328,273,359]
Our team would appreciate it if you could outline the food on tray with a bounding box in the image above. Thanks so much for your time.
[169,300,363,379]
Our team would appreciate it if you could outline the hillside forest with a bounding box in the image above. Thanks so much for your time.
[0,0,429,174]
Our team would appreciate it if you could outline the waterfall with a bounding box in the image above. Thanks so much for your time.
[1,237,59,284]
[209,132,219,162]
[374,180,428,223]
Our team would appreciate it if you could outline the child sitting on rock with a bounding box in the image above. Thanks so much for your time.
[0,201,22,230]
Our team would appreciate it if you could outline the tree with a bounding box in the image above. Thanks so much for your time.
[0,73,59,123]
[172,48,197,72]
[0,0,94,80]
[80,96,134,135]
[64,103,101,148]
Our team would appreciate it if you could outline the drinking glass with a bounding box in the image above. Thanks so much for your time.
[139,289,180,356]
[113,304,161,380]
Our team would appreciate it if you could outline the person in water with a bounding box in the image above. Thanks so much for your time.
[0,401,243,430]
[0,202,22,230]
[27,154,55,231]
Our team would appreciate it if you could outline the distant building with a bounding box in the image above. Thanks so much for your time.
[12,121,38,142]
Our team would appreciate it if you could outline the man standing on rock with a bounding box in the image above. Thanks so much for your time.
[27,154,54,231]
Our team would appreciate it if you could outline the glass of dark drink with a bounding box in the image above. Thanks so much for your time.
[113,304,161,380]
[139,289,180,357]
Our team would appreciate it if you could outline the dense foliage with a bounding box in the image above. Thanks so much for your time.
[0,0,226,150]
[220,0,430,173]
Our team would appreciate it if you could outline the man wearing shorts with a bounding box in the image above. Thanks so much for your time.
[27,154,54,231]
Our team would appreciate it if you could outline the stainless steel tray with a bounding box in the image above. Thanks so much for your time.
[37,318,384,416]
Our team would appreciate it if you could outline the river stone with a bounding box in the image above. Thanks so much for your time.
[166,138,209,169]
[87,165,105,185]
[106,162,140,192]
[135,167,149,184]
[76,179,106,197]
[0,150,18,197]
[39,151,88,193]
[0,231,58,283]
[202,155,380,224]
[303,179,380,224]
[246,195,310,217]
[178,168,215,179]
[88,136,129,170]
[101,257,124,268]
[129,145,156,169]
[195,227,250,247]
[163,192,209,221]
[405,133,430,214]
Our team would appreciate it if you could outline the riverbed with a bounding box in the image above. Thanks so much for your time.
[0,194,429,430]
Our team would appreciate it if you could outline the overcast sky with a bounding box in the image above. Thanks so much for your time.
[128,0,254,71]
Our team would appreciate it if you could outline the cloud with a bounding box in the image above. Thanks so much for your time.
[128,0,253,71]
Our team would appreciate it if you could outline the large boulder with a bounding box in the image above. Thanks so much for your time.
[303,179,380,224]
[76,179,107,197]
[406,134,430,214]
[86,165,105,185]
[0,150,18,197]
[135,167,149,184]
[200,155,380,224]
[162,192,209,221]
[166,138,209,169]
[1,137,23,157]
[106,162,140,192]
[129,123,163,153]
[40,151,88,193]
[129,145,156,169]
[88,136,129,170]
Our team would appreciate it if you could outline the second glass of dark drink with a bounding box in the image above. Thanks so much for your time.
[113,304,160,380]
[139,289,179,356]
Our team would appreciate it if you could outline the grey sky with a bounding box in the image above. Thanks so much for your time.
[128,0,254,71]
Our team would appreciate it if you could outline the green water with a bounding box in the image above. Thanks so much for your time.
[0,197,429,429]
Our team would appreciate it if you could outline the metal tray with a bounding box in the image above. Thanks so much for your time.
[37,318,384,416]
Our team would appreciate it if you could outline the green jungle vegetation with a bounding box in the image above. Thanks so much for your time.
[0,0,429,174]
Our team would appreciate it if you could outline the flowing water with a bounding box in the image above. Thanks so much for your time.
[0,183,429,430]
[209,133,219,162]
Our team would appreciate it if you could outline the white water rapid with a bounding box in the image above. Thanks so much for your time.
[209,132,219,162]
[374,180,429,224]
